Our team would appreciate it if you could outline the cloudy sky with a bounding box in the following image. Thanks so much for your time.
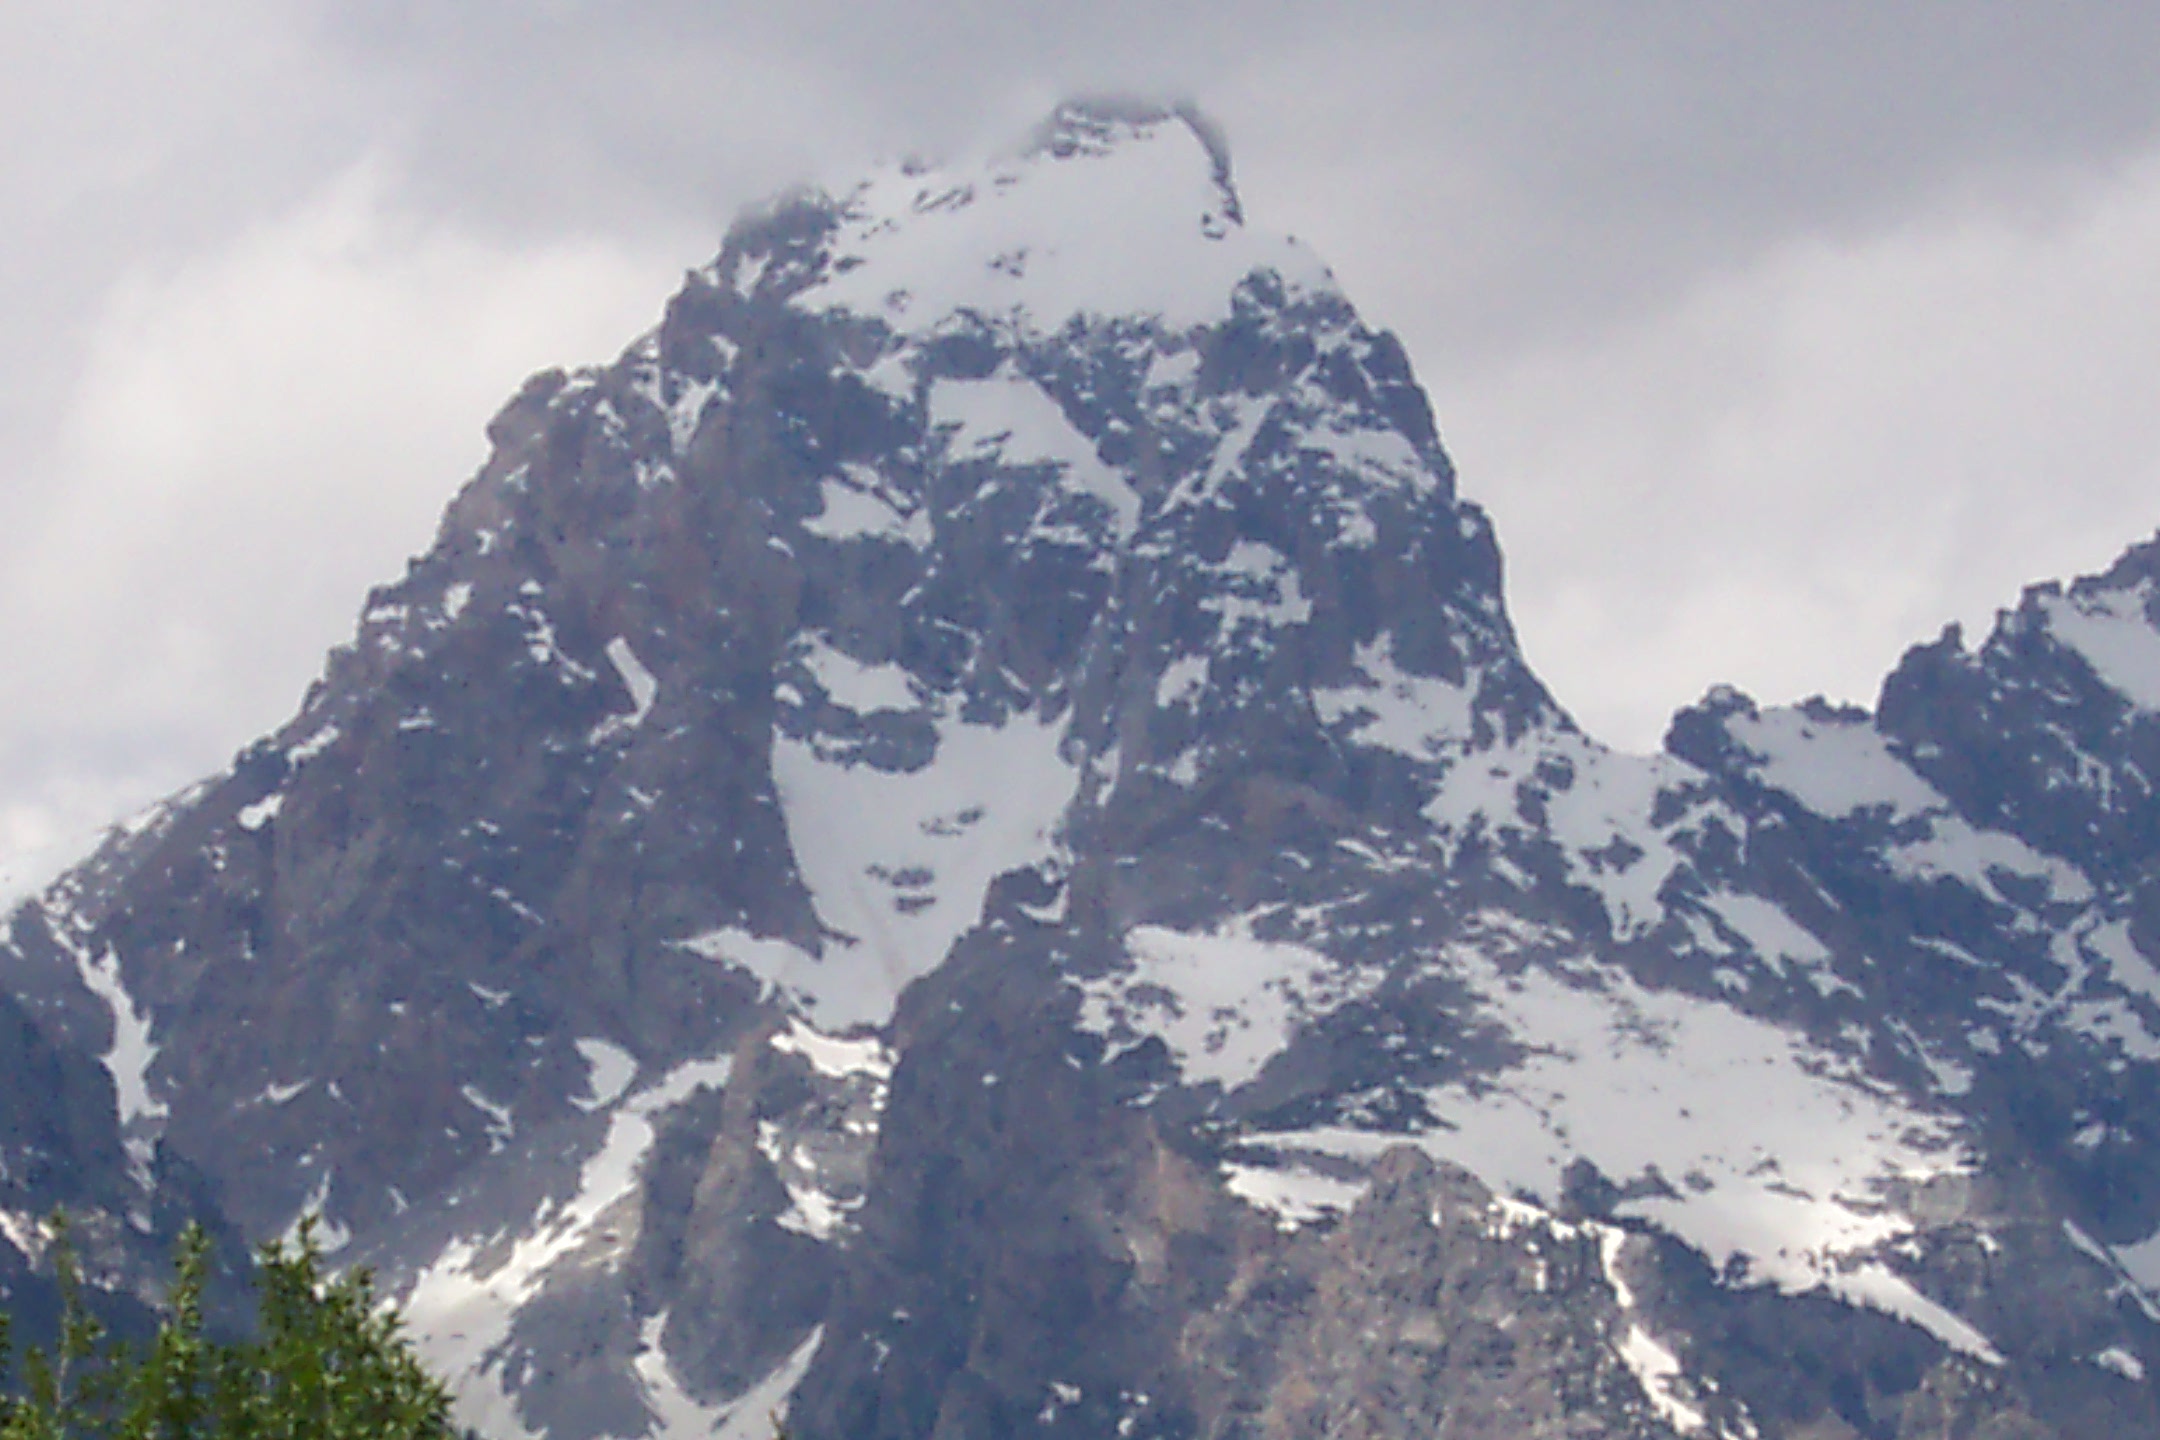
[6,2,2160,881]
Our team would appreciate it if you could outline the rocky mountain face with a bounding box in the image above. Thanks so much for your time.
[5,100,2160,1439]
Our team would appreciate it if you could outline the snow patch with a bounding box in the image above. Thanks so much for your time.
[252,1078,311,1107]
[591,637,660,742]
[1155,654,1209,708]
[1312,633,1476,758]
[1246,929,1968,1304]
[674,927,829,1008]
[1184,393,1273,504]
[770,1017,893,1081]
[2111,1224,2160,1296]
[1424,736,1706,942]
[237,794,283,831]
[1888,828,2092,907]
[633,1311,724,1438]
[1700,892,1832,975]
[1540,754,1691,940]
[2095,1346,2146,1382]
[772,703,1079,1028]
[1616,1328,1704,1434]
[799,636,921,715]
[74,946,166,1188]
[2040,580,2160,712]
[758,1121,860,1241]
[285,725,341,766]
[1220,1161,1369,1231]
[509,601,597,683]
[1716,706,1941,818]
[402,1050,736,1439]
[1826,1263,2002,1364]
[0,1210,48,1262]
[461,1085,516,1152]
[805,469,930,547]
[281,1168,353,1255]
[573,1038,638,1112]
[666,376,724,455]
[1202,541,1312,632]
[1600,1229,1706,1434]
[634,1313,821,1439]
[1297,423,1428,493]
[1076,917,1380,1090]
[930,373,1140,541]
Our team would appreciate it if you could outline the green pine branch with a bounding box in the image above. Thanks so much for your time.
[1,1215,459,1440]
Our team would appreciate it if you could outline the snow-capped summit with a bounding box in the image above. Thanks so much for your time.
[4,105,2159,1439]
[762,98,1311,342]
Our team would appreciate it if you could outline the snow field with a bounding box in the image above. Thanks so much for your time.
[400,1050,735,1439]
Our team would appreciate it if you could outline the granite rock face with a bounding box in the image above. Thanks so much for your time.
[4,102,2160,1439]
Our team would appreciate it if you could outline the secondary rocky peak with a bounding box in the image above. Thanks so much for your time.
[1869,530,2160,888]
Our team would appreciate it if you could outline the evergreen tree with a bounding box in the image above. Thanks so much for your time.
[0,1217,459,1439]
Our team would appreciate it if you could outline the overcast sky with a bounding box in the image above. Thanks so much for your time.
[7,3,2160,883]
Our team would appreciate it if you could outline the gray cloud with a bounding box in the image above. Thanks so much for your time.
[6,3,2160,871]
[298,3,2160,345]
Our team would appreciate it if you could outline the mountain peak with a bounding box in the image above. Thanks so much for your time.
[10,104,2160,1440]
[1021,96,1239,214]
[713,100,1309,342]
